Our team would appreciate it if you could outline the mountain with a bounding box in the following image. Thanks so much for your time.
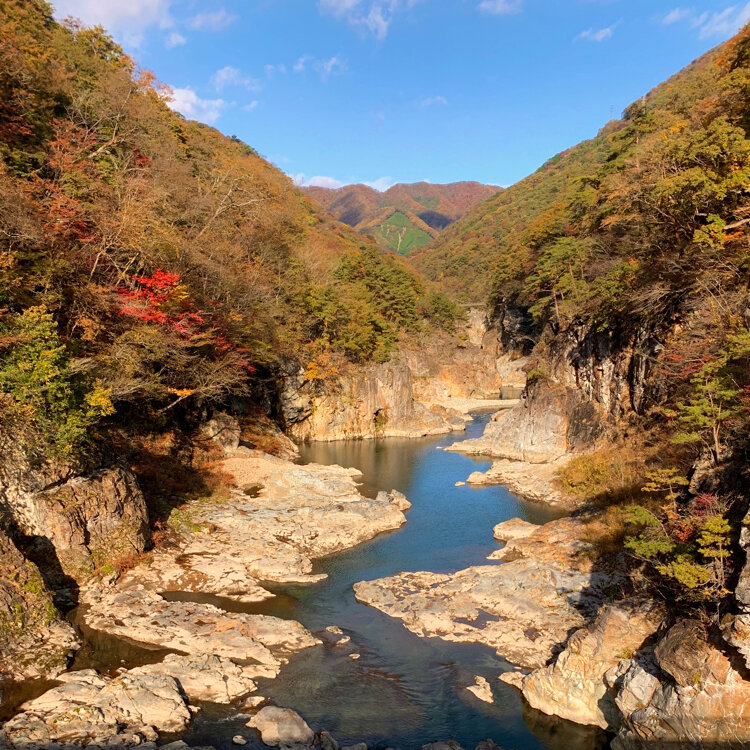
[303,181,500,255]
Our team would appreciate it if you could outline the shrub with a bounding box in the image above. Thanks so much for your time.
[0,306,114,457]
[556,448,642,502]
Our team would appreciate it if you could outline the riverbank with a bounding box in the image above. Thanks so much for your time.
[2,413,597,750]
[1,429,413,749]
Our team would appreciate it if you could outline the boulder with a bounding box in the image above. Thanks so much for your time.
[247,706,313,746]
[1,669,191,747]
[465,675,494,703]
[376,488,412,511]
[318,730,340,750]
[201,414,241,452]
[129,653,258,703]
[492,518,537,542]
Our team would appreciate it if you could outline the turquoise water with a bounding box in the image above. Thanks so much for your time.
[180,413,608,750]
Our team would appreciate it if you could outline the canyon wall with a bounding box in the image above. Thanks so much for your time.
[283,309,526,442]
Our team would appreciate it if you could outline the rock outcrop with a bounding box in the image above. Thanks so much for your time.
[286,362,467,441]
[354,516,610,669]
[466,456,575,509]
[0,529,79,681]
[67,443,412,728]
[113,449,410,604]
[0,433,150,587]
[504,601,663,729]
[449,383,601,464]
[83,587,319,671]
[129,653,259,704]
[612,619,750,748]
[282,314,527,442]
[1,669,191,747]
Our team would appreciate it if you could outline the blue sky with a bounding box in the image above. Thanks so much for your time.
[53,0,750,189]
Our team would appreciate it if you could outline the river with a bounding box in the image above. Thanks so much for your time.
[175,413,609,750]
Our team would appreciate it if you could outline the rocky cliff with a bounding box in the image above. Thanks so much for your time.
[0,529,78,683]
[0,434,150,591]
[283,311,525,442]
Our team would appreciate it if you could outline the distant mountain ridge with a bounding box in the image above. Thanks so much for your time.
[303,181,501,255]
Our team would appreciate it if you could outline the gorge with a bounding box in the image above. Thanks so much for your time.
[1,2,750,750]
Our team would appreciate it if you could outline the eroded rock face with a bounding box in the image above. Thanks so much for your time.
[450,384,600,464]
[0,438,150,586]
[612,620,750,749]
[288,363,466,442]
[547,323,661,421]
[247,706,314,746]
[30,466,150,584]
[354,517,610,669]
[509,602,664,729]
[0,529,79,681]
[1,669,191,747]
[721,507,750,670]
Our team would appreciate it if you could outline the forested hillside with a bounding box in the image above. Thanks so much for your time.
[413,38,750,308]
[304,181,499,255]
[0,0,459,463]
[417,26,750,608]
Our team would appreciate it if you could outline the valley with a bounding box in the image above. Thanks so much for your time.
[0,3,750,750]
[303,182,499,256]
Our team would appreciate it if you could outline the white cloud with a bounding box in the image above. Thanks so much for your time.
[293,174,346,189]
[696,3,750,37]
[420,95,448,107]
[187,9,236,31]
[661,7,692,24]
[212,65,262,92]
[477,0,523,15]
[661,3,750,38]
[293,174,395,191]
[52,0,173,46]
[294,55,313,73]
[166,87,225,124]
[318,0,421,39]
[294,55,348,80]
[243,101,259,111]
[166,31,186,48]
[265,64,287,76]
[576,25,616,41]
[363,177,395,191]
[316,56,348,80]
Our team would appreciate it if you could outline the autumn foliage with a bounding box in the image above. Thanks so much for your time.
[0,0,436,456]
